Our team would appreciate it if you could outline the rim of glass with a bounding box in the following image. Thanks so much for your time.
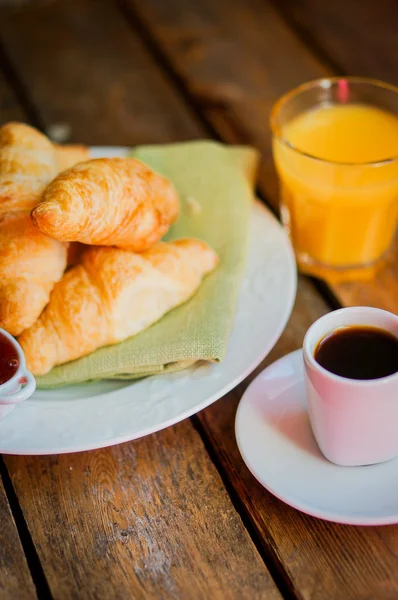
[270,76,398,166]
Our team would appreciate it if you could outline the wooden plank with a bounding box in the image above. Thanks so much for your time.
[5,424,281,600]
[277,0,398,85]
[0,478,37,600]
[0,1,282,598]
[124,0,398,314]
[333,243,398,313]
[0,70,25,124]
[0,0,203,145]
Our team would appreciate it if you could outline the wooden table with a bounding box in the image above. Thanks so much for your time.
[0,1,397,598]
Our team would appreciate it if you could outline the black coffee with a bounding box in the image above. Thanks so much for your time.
[314,326,398,380]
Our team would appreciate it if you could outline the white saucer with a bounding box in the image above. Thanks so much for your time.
[235,349,398,526]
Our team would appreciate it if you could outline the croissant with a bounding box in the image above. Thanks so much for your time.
[0,122,57,214]
[55,143,89,268]
[19,239,218,375]
[31,157,180,251]
[0,212,67,336]
[54,143,89,173]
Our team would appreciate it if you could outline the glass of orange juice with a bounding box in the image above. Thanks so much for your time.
[271,77,398,281]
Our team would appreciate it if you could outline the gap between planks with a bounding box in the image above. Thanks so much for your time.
[191,416,301,600]
[0,458,52,599]
[0,39,44,129]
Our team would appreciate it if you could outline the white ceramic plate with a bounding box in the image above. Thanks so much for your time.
[0,147,296,455]
[236,349,398,526]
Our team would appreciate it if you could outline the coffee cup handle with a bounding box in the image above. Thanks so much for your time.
[0,371,36,405]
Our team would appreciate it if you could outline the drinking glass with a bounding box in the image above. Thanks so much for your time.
[271,77,398,281]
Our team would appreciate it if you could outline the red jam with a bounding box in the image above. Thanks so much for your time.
[0,333,19,385]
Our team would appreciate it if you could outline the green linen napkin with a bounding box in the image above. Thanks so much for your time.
[36,141,258,388]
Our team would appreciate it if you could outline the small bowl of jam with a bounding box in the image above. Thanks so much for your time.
[0,328,36,420]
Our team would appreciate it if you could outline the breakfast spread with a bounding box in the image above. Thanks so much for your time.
[0,122,218,377]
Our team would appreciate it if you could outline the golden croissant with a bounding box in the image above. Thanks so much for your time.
[31,157,180,251]
[0,122,57,214]
[54,143,89,173]
[54,145,90,269]
[19,239,218,375]
[0,212,67,336]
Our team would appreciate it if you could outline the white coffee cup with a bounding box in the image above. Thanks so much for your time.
[0,328,36,420]
[303,307,398,466]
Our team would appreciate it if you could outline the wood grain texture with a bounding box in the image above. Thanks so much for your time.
[4,424,281,600]
[334,240,398,312]
[0,71,25,124]
[277,0,398,85]
[0,478,37,600]
[0,1,281,598]
[0,0,203,145]
[198,277,398,600]
[125,0,398,314]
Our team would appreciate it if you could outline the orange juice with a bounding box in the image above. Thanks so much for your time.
[273,103,398,275]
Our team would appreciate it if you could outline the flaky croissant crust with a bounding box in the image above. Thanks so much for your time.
[19,239,218,375]
[0,122,57,214]
[0,211,67,336]
[31,157,180,251]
